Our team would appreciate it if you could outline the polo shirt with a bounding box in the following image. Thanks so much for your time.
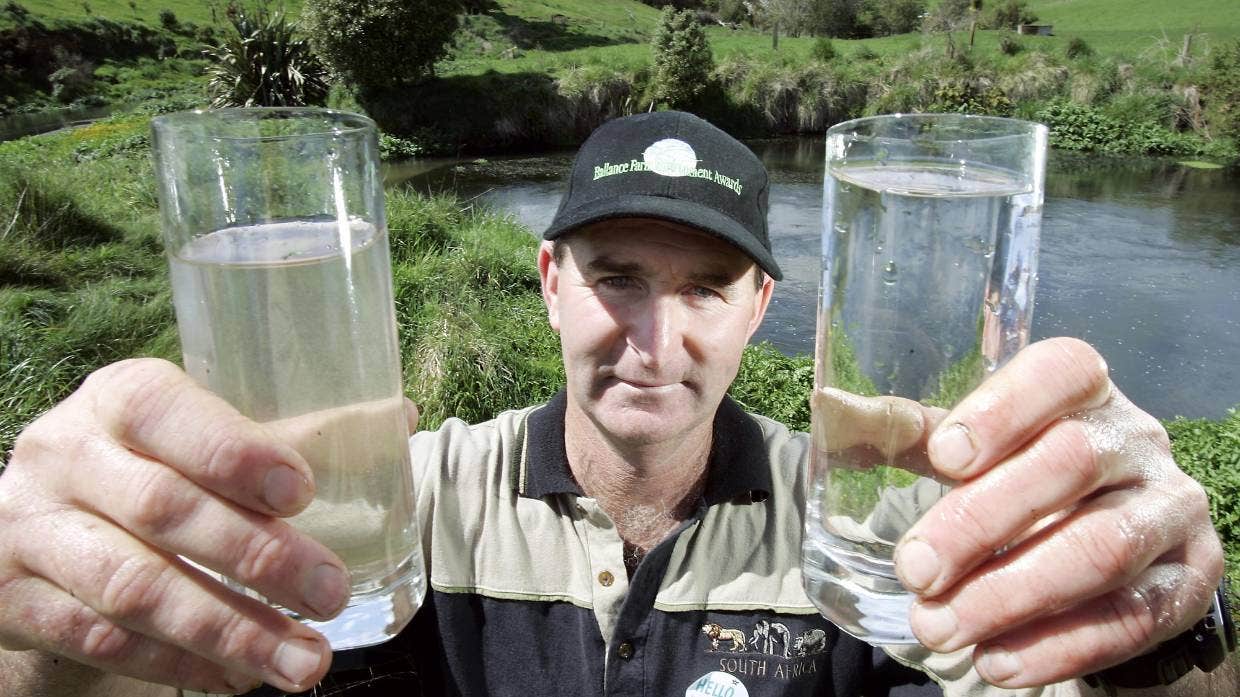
[239,392,1090,697]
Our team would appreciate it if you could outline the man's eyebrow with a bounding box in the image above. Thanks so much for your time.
[583,255,645,276]
[583,254,748,288]
[688,269,744,288]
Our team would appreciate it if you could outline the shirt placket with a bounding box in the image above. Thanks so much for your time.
[572,496,632,657]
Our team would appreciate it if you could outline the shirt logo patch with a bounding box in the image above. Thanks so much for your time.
[686,671,749,697]
[702,621,828,684]
[643,138,698,177]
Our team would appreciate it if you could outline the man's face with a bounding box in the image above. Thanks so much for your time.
[539,219,773,446]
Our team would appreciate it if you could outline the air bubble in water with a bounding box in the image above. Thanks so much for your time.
[882,261,898,284]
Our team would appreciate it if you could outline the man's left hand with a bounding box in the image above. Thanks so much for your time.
[892,337,1225,688]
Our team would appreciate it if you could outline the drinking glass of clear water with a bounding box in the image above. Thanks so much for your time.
[150,108,426,650]
[801,114,1048,645]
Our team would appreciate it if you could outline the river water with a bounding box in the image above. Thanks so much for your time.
[387,140,1240,420]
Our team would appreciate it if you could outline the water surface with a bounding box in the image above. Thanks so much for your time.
[388,142,1240,420]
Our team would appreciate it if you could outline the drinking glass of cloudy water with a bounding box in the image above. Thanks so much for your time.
[150,108,425,650]
[801,114,1048,644]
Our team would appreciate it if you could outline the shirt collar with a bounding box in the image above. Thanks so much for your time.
[516,389,773,505]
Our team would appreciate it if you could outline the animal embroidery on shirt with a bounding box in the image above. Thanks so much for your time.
[701,623,748,652]
[748,620,792,658]
[791,629,828,657]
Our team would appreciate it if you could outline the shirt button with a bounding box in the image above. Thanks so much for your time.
[617,642,634,659]
[598,570,615,587]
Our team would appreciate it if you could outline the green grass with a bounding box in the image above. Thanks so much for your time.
[1024,0,1240,56]
[14,0,304,27]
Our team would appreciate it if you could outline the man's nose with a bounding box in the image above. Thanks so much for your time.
[626,294,682,367]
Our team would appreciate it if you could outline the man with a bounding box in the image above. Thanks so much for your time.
[0,111,1232,696]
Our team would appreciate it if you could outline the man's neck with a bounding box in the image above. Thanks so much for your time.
[563,401,713,559]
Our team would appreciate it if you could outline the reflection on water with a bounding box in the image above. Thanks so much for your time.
[388,143,1240,420]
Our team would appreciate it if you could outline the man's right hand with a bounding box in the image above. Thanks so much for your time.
[0,358,349,694]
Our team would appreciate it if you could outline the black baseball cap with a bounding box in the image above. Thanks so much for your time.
[543,111,783,281]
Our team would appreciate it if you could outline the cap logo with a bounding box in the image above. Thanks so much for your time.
[588,138,744,196]
[643,138,698,177]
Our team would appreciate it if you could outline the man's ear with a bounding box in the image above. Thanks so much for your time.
[746,271,775,341]
[538,240,561,332]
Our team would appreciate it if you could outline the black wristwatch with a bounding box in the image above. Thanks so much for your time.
[1083,577,1235,695]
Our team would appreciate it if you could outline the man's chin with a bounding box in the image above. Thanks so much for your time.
[589,393,703,443]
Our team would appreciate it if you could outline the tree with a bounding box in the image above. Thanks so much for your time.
[300,0,460,90]
[865,0,925,36]
[745,0,814,47]
[810,0,865,39]
[651,8,713,108]
[923,0,971,32]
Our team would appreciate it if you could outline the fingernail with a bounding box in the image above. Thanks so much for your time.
[977,646,1023,683]
[303,563,349,619]
[910,600,958,648]
[895,538,941,593]
[263,466,309,514]
[930,423,976,474]
[272,637,324,688]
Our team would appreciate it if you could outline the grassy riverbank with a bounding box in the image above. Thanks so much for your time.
[5,1,1240,159]
[2,118,1239,612]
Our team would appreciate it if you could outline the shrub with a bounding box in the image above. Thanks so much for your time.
[301,0,460,90]
[651,7,713,108]
[158,9,179,31]
[1066,37,1094,59]
[1165,409,1240,612]
[812,37,837,62]
[853,45,879,61]
[378,132,422,161]
[204,1,329,108]
[998,34,1022,55]
[983,0,1037,30]
[49,65,93,103]
[930,79,1014,117]
[1035,100,1203,156]
[3,1,30,24]
[1204,40,1240,141]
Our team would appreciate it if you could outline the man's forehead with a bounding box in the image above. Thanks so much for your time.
[566,218,755,269]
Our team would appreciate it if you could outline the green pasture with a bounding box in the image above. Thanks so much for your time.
[14,0,304,26]
[1026,0,1240,56]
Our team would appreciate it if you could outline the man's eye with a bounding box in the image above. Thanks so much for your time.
[689,286,720,299]
[599,276,638,289]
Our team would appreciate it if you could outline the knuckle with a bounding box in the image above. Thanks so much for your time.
[94,358,185,441]
[1049,337,1110,405]
[1065,511,1143,582]
[99,556,174,622]
[233,526,295,587]
[942,495,1004,557]
[128,467,196,535]
[214,613,275,666]
[972,569,1025,621]
[79,616,139,662]
[1101,587,1160,649]
[1041,421,1101,491]
[199,421,265,484]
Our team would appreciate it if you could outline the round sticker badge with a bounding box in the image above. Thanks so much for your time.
[643,138,698,177]
[685,670,749,697]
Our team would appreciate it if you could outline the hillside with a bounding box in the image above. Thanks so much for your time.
[1024,0,1240,55]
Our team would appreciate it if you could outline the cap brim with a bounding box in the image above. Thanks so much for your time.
[543,194,784,281]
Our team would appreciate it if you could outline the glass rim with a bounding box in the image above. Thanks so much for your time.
[150,107,376,142]
[826,112,1048,145]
